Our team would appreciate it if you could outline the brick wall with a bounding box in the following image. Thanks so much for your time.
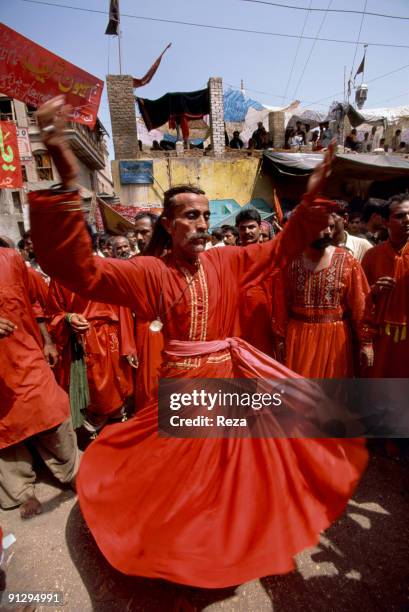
[107,75,139,160]
[268,111,285,148]
[208,77,225,157]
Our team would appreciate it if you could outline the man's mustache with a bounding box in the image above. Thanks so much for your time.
[188,232,210,242]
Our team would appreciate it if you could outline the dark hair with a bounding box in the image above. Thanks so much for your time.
[144,185,206,257]
[134,211,159,226]
[211,228,224,241]
[17,238,25,250]
[235,207,261,227]
[361,198,387,223]
[221,225,239,238]
[0,236,11,248]
[99,233,112,248]
[333,199,350,216]
[382,191,409,219]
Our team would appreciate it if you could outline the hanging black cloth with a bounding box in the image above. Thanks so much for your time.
[137,89,210,131]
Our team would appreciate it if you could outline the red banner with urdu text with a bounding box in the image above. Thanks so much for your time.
[0,23,103,127]
[0,121,23,189]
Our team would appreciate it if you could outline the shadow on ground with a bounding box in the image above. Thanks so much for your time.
[65,451,409,612]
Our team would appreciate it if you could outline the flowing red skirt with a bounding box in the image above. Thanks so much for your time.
[77,340,367,588]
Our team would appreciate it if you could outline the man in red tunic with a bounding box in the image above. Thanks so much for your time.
[0,248,80,518]
[28,96,367,589]
[272,213,373,377]
[235,208,276,356]
[47,280,137,434]
[362,192,409,377]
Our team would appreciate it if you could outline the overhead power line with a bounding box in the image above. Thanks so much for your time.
[349,0,368,83]
[17,0,409,49]
[292,0,333,99]
[227,58,409,108]
[310,62,409,105]
[282,0,312,102]
[238,0,409,21]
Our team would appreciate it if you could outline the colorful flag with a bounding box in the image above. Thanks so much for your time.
[105,0,120,36]
[0,23,103,127]
[133,43,172,88]
[0,121,23,189]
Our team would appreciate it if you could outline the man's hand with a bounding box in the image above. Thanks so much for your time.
[0,317,16,337]
[44,342,59,367]
[36,95,78,189]
[371,276,396,297]
[274,337,286,364]
[360,344,374,369]
[125,354,139,369]
[68,313,90,333]
[306,139,336,200]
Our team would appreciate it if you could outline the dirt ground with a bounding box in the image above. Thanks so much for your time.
[1,448,409,612]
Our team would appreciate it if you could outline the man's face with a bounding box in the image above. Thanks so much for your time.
[127,231,137,249]
[348,217,362,235]
[387,201,409,245]
[162,193,210,260]
[101,242,112,257]
[134,217,154,253]
[113,237,131,259]
[332,211,346,233]
[24,237,34,256]
[370,212,384,231]
[223,230,237,246]
[311,216,335,249]
[238,220,261,246]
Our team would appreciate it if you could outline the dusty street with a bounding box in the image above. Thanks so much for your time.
[1,449,408,612]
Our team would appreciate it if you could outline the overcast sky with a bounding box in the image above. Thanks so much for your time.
[3,0,409,142]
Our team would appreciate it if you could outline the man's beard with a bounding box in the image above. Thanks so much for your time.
[310,236,332,250]
[117,252,130,259]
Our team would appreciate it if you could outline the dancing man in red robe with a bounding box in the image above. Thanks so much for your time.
[28,96,367,588]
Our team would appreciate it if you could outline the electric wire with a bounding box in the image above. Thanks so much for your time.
[282,0,312,103]
[292,0,333,99]
[16,0,409,50]
[238,0,409,21]
[349,0,368,84]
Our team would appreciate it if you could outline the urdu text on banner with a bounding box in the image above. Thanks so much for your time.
[0,23,103,128]
[0,121,23,189]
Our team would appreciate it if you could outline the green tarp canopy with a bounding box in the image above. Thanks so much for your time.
[210,199,275,229]
[263,151,409,181]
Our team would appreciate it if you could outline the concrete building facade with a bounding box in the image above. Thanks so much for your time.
[0,94,114,243]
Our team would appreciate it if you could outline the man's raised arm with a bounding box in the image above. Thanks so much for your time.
[234,143,337,287]
[29,97,160,312]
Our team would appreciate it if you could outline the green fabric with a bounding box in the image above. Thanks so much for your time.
[69,335,89,429]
